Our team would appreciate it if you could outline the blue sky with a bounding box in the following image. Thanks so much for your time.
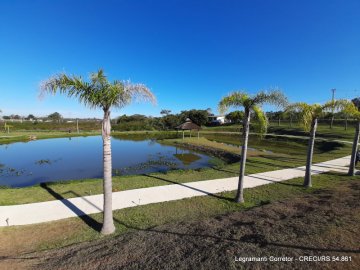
[0,0,359,118]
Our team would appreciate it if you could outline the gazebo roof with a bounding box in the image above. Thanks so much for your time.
[175,118,201,130]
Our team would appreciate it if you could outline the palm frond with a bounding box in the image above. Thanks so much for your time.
[39,70,156,111]
[124,81,157,105]
[218,92,249,114]
[90,69,107,86]
[252,89,288,108]
[252,105,268,137]
[286,102,322,132]
[331,99,360,119]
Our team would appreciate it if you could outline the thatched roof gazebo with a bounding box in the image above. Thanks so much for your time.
[175,118,201,139]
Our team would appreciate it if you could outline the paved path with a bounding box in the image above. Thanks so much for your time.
[0,156,351,227]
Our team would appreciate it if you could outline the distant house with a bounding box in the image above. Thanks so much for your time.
[208,115,226,125]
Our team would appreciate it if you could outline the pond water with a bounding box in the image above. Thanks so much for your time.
[0,136,214,187]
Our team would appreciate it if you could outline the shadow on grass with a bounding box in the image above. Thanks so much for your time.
[39,183,102,232]
[263,155,305,163]
[141,174,234,202]
[268,127,350,140]
[246,159,297,170]
[211,167,239,174]
[316,141,344,153]
[248,175,304,187]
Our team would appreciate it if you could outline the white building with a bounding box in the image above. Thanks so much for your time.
[208,115,226,124]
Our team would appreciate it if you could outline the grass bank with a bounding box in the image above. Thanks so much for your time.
[0,131,100,145]
[203,122,357,141]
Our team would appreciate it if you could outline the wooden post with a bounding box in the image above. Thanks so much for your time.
[198,130,199,139]
[76,119,79,134]
[182,130,184,140]
[190,130,191,138]
[345,117,348,130]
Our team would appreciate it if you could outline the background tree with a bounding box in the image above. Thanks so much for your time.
[351,97,360,110]
[40,69,156,234]
[179,109,209,126]
[159,109,172,130]
[48,112,63,123]
[159,114,178,130]
[115,114,154,131]
[26,114,36,120]
[160,109,171,116]
[225,110,244,124]
[274,111,283,126]
[219,90,287,203]
[286,102,333,187]
[282,110,297,127]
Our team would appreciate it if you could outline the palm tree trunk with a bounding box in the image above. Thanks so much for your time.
[100,109,115,235]
[330,115,334,129]
[235,109,250,203]
[348,121,360,176]
[304,118,317,187]
[345,117,348,130]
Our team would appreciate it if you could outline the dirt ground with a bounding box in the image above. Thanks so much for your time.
[2,180,360,270]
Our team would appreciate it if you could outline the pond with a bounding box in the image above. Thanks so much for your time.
[0,136,214,187]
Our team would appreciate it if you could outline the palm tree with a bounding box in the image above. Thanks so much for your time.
[332,99,360,175]
[286,102,334,187]
[218,90,287,203]
[40,69,156,234]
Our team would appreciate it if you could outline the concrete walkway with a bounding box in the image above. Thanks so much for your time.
[0,156,351,227]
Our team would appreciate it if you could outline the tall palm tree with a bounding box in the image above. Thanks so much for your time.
[40,69,156,234]
[286,102,334,187]
[218,90,287,203]
[332,99,360,175]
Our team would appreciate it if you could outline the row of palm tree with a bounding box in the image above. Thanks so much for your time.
[40,69,359,234]
[219,93,360,205]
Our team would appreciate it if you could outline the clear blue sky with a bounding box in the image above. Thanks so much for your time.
[0,0,359,118]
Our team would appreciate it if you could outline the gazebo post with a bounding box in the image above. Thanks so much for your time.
[198,130,199,139]
[182,130,184,140]
[190,130,191,138]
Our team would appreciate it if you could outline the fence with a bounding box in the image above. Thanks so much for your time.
[268,119,358,129]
